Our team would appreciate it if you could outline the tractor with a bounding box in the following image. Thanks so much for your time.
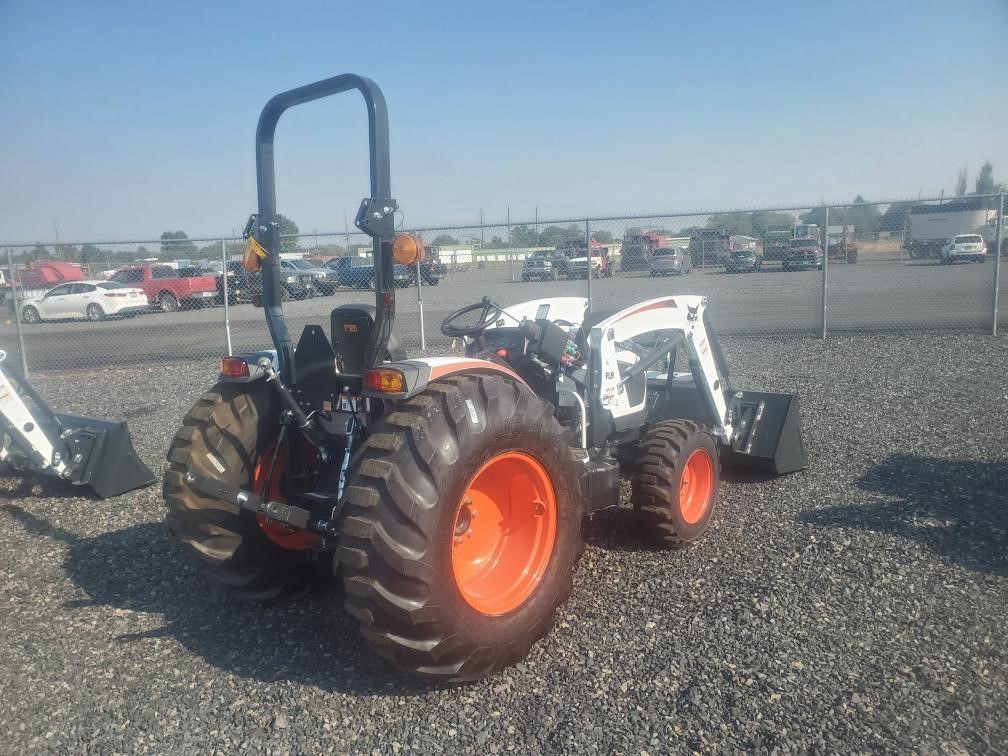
[164,74,807,682]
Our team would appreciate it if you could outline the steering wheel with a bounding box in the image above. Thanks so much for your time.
[441,297,504,338]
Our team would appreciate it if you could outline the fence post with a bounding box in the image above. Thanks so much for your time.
[585,220,593,314]
[820,207,829,339]
[220,240,233,355]
[5,246,29,376]
[415,258,426,352]
[993,193,1004,336]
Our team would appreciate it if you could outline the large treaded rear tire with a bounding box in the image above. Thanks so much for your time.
[337,374,586,682]
[632,419,719,549]
[163,381,321,601]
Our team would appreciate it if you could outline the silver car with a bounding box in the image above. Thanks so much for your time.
[649,247,691,276]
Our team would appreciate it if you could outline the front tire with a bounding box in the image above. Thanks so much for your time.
[163,382,322,601]
[632,420,719,549]
[337,375,586,682]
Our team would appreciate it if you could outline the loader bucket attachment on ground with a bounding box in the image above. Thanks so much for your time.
[723,391,807,475]
[54,414,156,498]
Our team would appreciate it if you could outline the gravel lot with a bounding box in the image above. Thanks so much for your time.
[1,332,1005,753]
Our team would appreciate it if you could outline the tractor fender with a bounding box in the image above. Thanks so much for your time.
[364,357,528,400]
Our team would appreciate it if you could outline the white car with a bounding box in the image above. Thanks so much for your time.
[941,234,987,264]
[20,280,149,323]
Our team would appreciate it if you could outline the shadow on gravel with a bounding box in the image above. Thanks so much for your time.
[0,504,442,697]
[582,507,655,552]
[0,472,101,501]
[799,453,1008,576]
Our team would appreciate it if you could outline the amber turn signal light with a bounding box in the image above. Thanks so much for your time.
[391,233,426,266]
[220,356,250,378]
[365,368,406,394]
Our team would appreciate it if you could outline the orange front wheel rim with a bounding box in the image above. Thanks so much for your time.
[680,448,714,524]
[451,452,558,616]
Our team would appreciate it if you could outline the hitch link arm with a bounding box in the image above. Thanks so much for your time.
[183,470,312,531]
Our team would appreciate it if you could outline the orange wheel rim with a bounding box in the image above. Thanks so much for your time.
[451,452,557,616]
[254,443,321,551]
[680,448,714,524]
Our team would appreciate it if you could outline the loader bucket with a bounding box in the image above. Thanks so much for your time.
[55,413,157,498]
[723,391,807,476]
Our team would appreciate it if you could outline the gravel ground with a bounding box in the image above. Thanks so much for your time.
[0,333,1005,753]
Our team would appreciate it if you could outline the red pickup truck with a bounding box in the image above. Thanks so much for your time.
[110,264,218,312]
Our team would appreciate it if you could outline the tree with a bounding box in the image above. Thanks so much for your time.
[749,211,796,235]
[538,224,583,247]
[956,166,968,197]
[878,202,914,234]
[160,231,197,258]
[706,212,752,236]
[490,235,503,246]
[431,233,460,247]
[801,195,881,234]
[54,243,80,262]
[80,243,103,266]
[277,214,299,253]
[593,230,615,244]
[505,225,535,247]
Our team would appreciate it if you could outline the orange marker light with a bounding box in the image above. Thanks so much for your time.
[220,356,250,378]
[365,368,406,394]
[391,234,426,266]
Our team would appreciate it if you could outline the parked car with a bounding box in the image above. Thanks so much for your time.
[326,257,412,289]
[940,234,987,264]
[782,238,823,271]
[20,280,148,323]
[649,247,692,276]
[110,264,219,312]
[407,257,446,286]
[724,249,763,273]
[521,250,569,281]
[282,258,340,294]
[567,247,612,279]
[177,265,237,306]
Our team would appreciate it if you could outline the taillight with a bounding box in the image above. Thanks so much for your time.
[220,356,250,378]
[365,368,406,394]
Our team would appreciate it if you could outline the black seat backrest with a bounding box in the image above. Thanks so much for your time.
[331,304,407,374]
[331,305,375,375]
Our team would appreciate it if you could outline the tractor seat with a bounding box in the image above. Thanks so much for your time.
[331,304,405,374]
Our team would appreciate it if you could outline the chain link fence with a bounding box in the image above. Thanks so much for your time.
[2,195,1004,375]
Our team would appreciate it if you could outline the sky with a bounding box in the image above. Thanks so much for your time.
[1,1,1006,244]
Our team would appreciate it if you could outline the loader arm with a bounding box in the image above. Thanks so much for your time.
[587,296,733,443]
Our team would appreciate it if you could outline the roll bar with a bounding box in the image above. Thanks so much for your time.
[252,74,397,381]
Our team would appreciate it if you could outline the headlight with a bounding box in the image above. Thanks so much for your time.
[285,275,297,283]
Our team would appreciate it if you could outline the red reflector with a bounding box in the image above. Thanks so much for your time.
[220,356,250,378]
[365,368,406,393]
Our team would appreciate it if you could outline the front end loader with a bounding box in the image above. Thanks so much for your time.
[163,74,807,682]
[0,350,155,498]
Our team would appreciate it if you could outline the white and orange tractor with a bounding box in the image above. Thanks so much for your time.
[164,74,807,682]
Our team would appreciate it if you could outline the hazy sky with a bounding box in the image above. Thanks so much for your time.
[1,1,1006,243]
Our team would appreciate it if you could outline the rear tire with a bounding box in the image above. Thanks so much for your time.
[21,306,40,324]
[632,420,719,549]
[337,374,586,682]
[163,382,323,601]
[86,303,105,322]
[159,292,180,313]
